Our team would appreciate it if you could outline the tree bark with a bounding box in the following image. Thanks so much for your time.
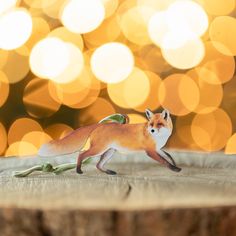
[0,150,236,236]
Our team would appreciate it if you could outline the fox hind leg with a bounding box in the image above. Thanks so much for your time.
[76,145,107,174]
[96,148,116,175]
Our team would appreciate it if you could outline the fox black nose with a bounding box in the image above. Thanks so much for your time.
[151,129,155,133]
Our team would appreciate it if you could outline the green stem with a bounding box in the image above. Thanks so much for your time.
[13,165,43,177]
[53,163,76,175]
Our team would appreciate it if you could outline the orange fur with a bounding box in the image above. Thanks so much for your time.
[38,109,181,174]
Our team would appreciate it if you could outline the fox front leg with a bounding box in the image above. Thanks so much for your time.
[157,149,177,167]
[146,150,181,172]
[96,148,117,175]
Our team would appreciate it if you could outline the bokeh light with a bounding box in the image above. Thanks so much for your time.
[76,98,115,126]
[187,68,223,114]
[225,134,236,154]
[162,38,205,69]
[209,16,236,56]
[197,42,235,84]
[166,0,208,38]
[0,72,9,107]
[25,17,50,50]
[21,131,52,150]
[0,0,18,15]
[148,0,208,49]
[133,71,161,112]
[91,42,134,83]
[128,114,147,124]
[221,76,236,122]
[0,0,236,156]
[1,49,30,83]
[136,45,172,74]
[175,114,198,149]
[0,49,8,69]
[201,0,235,15]
[30,37,70,79]
[8,118,42,145]
[45,123,73,140]
[42,0,67,19]
[107,67,150,108]
[23,78,61,118]
[119,6,154,46]
[48,66,100,109]
[191,108,232,151]
[61,0,105,34]
[83,15,121,47]
[5,141,38,157]
[158,73,200,116]
[148,11,169,48]
[52,43,84,84]
[0,123,7,155]
[0,8,32,50]
[49,27,84,51]
[101,0,119,18]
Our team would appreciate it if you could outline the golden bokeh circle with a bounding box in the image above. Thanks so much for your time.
[0,122,7,155]
[209,16,236,56]
[1,50,30,84]
[202,0,235,15]
[187,68,223,114]
[221,76,236,122]
[101,0,119,18]
[5,141,38,157]
[25,17,50,50]
[197,41,235,84]
[42,0,66,19]
[128,113,147,124]
[136,45,172,74]
[77,97,115,126]
[0,49,8,69]
[48,66,101,109]
[158,73,200,116]
[49,26,84,51]
[45,123,73,140]
[21,131,52,150]
[161,38,205,70]
[175,114,201,150]
[119,6,153,46]
[0,71,9,107]
[134,71,161,112]
[8,118,42,145]
[225,134,236,154]
[107,67,150,108]
[23,78,61,118]
[83,15,121,47]
[191,108,232,151]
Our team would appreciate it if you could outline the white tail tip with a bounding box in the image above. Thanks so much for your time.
[38,143,54,157]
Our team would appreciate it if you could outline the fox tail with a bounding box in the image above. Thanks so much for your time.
[38,124,100,157]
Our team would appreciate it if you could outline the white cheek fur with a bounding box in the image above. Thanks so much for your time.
[148,126,171,149]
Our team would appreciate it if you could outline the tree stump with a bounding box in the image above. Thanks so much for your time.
[0,150,236,236]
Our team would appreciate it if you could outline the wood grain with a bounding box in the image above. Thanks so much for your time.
[0,150,236,236]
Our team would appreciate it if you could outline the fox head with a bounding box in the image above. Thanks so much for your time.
[145,109,173,138]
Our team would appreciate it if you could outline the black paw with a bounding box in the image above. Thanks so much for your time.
[76,167,83,174]
[169,164,182,172]
[106,169,117,175]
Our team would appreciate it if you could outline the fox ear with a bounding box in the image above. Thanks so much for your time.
[145,109,154,120]
[162,109,169,120]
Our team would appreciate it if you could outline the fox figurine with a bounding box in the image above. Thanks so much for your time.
[38,109,181,175]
